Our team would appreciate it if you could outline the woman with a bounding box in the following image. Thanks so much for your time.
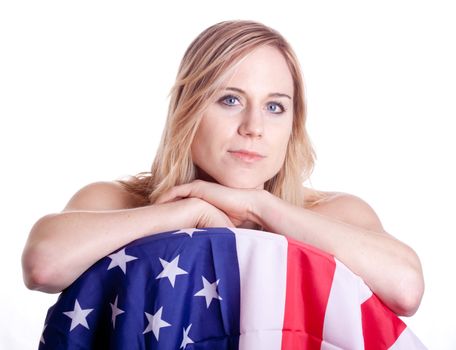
[22,20,424,317]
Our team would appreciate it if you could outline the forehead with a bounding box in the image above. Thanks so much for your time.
[222,46,294,96]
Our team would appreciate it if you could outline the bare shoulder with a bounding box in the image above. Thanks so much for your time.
[62,181,143,212]
[303,187,387,234]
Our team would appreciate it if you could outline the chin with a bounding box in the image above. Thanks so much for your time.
[217,176,265,190]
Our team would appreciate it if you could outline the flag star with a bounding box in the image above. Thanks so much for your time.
[156,255,188,287]
[107,248,138,274]
[143,306,171,340]
[180,324,194,349]
[63,299,94,331]
[194,276,223,308]
[40,324,47,344]
[173,228,206,237]
[110,295,125,329]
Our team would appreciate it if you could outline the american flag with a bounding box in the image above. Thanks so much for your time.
[39,227,426,349]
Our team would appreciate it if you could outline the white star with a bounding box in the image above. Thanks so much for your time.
[143,306,171,340]
[173,228,206,237]
[155,255,188,287]
[110,295,125,329]
[40,324,47,344]
[180,324,194,349]
[63,299,94,331]
[194,276,223,308]
[107,248,138,274]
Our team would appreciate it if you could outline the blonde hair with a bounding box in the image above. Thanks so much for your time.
[118,20,329,208]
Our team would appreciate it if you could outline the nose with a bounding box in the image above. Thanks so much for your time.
[238,106,264,138]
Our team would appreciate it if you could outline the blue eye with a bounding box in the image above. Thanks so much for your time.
[267,102,286,114]
[218,94,286,114]
[220,95,241,106]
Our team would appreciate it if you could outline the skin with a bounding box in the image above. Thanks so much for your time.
[191,45,294,190]
[22,45,424,316]
[156,45,425,316]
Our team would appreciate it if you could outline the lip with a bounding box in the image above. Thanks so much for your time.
[228,149,265,163]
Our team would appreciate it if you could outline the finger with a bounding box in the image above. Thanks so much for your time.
[155,188,181,204]
[218,210,236,227]
[155,183,196,204]
[188,180,227,206]
[230,217,243,226]
[167,181,206,202]
[156,180,226,205]
[225,218,236,227]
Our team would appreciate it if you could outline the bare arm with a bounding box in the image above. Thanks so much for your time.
[21,182,232,293]
[153,179,424,316]
[251,190,424,317]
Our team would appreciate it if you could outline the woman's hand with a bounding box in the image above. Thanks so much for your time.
[185,197,235,228]
[155,180,264,227]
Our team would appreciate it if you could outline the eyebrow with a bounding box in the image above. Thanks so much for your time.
[224,87,292,100]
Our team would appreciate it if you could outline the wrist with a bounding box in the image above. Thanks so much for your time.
[183,197,206,227]
[248,189,270,226]
[166,197,201,229]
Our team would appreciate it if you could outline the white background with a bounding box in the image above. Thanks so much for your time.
[1,1,455,348]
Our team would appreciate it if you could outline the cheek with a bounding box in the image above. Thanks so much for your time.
[270,127,292,167]
[275,125,292,152]
[191,133,209,166]
[191,120,222,167]
[190,126,207,165]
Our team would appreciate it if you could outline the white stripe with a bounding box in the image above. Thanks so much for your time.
[233,228,288,350]
[321,258,372,350]
[358,273,373,305]
[388,327,428,349]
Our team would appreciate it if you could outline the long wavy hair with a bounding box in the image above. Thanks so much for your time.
[118,20,329,208]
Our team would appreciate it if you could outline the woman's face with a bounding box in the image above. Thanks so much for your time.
[191,45,294,189]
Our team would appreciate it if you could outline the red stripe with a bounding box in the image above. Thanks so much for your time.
[362,294,406,349]
[281,237,336,349]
